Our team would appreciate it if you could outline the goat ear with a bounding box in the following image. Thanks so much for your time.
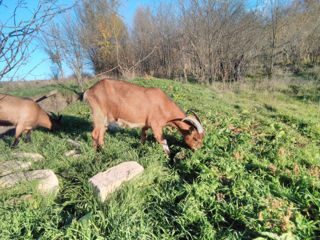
[188,125,196,134]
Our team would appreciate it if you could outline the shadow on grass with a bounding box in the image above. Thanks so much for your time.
[121,127,190,158]
[0,127,15,138]
[294,94,320,103]
[0,128,14,147]
[59,114,92,136]
[1,114,195,157]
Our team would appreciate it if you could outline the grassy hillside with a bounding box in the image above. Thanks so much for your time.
[0,77,319,239]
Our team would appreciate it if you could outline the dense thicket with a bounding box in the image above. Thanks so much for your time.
[42,0,320,84]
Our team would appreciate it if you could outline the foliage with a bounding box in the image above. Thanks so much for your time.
[0,77,320,239]
[78,0,128,75]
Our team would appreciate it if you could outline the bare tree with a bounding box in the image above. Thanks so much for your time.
[75,0,124,76]
[260,0,291,76]
[41,23,65,79]
[75,0,157,80]
[41,13,85,88]
[0,0,71,81]
[132,6,156,75]
[286,0,320,69]
[39,0,320,85]
[60,14,86,89]
[178,0,263,83]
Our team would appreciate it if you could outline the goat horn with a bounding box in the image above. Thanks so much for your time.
[182,116,204,134]
[186,110,202,124]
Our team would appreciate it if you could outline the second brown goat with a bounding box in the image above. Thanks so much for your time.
[0,94,62,148]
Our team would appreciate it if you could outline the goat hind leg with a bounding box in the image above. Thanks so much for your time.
[25,130,32,143]
[141,127,148,144]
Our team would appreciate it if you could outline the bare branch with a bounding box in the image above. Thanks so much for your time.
[0,0,73,81]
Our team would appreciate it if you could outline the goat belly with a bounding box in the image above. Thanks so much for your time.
[0,120,14,126]
[115,118,145,128]
[103,116,145,129]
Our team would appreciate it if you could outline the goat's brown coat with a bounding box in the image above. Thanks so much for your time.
[0,94,60,147]
[84,79,204,154]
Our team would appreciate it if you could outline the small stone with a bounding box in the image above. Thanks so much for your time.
[0,160,32,177]
[0,172,26,188]
[0,170,59,196]
[67,139,83,148]
[89,161,144,202]
[64,150,82,158]
[9,194,32,205]
[30,170,59,195]
[108,124,121,132]
[12,152,44,162]
[64,150,79,157]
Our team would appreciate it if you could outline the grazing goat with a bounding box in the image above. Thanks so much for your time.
[0,94,62,148]
[82,79,204,155]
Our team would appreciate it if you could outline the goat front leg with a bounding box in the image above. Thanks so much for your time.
[91,127,100,150]
[98,126,107,148]
[91,111,105,150]
[92,126,107,151]
[11,137,21,149]
[152,125,170,155]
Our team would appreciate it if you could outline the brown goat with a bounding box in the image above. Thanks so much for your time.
[83,79,204,155]
[0,94,62,148]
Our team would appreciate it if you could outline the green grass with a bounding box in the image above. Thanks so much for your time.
[0,77,320,239]
[0,82,79,98]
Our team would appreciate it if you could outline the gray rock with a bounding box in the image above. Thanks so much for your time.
[32,170,59,195]
[0,152,43,177]
[0,170,59,196]
[67,139,83,148]
[12,152,44,162]
[108,124,121,132]
[64,149,81,158]
[89,161,144,202]
[0,161,32,177]
[9,194,32,205]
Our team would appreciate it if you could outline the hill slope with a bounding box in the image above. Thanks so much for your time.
[0,78,319,239]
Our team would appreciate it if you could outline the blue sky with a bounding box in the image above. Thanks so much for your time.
[0,0,154,81]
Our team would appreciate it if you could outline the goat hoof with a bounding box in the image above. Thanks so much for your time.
[11,144,18,149]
